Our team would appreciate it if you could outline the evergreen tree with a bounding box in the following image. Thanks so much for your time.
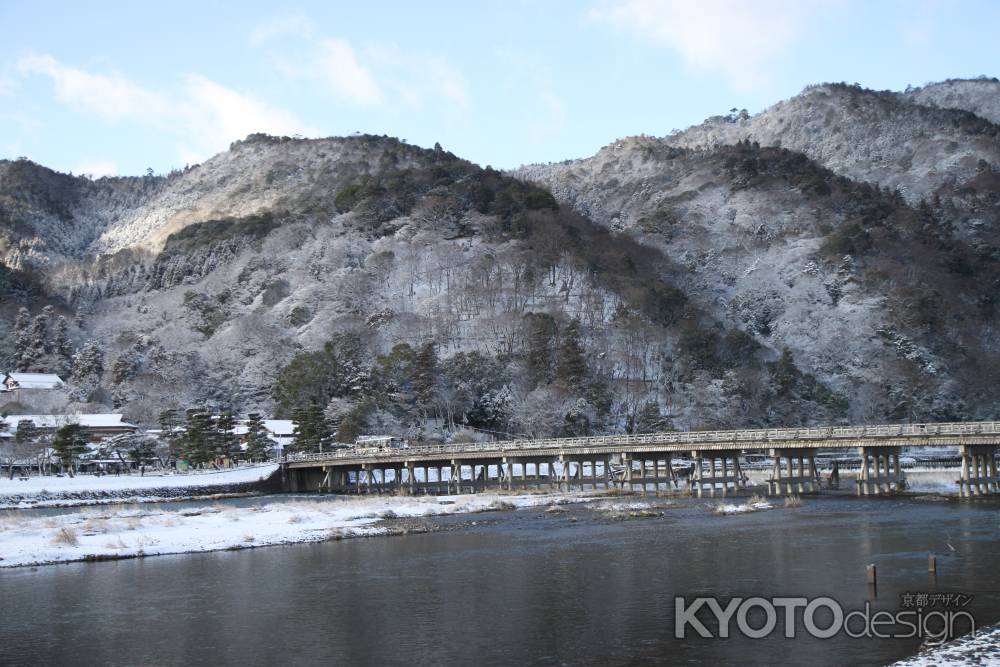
[52,315,72,374]
[561,398,592,437]
[15,420,39,446]
[124,434,155,469]
[555,319,587,386]
[634,401,673,434]
[291,405,332,453]
[182,409,213,466]
[292,407,313,452]
[14,420,41,476]
[13,307,31,370]
[525,313,557,387]
[69,341,105,402]
[26,311,50,369]
[245,413,274,461]
[52,423,88,476]
[158,409,185,461]
[413,342,440,414]
[216,412,239,460]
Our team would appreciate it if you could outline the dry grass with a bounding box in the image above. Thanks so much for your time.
[784,495,803,508]
[287,515,304,524]
[747,494,767,505]
[125,517,142,530]
[242,533,256,543]
[51,527,79,546]
[82,519,110,534]
[485,500,516,512]
[104,536,128,549]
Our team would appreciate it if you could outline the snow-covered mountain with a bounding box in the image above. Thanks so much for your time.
[2,79,998,436]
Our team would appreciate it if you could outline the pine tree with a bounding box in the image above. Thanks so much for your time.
[15,420,39,446]
[182,409,212,466]
[52,423,88,476]
[555,319,587,386]
[125,434,155,469]
[635,401,672,434]
[26,311,50,369]
[14,420,41,476]
[13,307,31,370]
[525,313,557,387]
[309,404,332,451]
[292,407,316,453]
[216,412,238,460]
[245,413,273,461]
[158,409,185,461]
[69,341,105,402]
[52,316,72,374]
[291,405,332,453]
[413,342,440,415]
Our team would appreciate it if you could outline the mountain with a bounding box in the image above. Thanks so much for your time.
[2,78,999,439]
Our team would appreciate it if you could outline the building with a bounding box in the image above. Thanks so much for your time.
[2,372,65,392]
[0,414,137,442]
[231,418,296,455]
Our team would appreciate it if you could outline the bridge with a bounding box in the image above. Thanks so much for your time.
[280,421,1000,498]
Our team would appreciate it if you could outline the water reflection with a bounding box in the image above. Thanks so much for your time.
[2,497,999,666]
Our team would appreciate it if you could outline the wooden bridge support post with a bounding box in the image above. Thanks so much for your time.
[690,451,702,497]
[857,446,904,495]
[958,445,999,497]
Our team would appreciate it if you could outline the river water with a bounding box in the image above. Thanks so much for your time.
[2,495,999,666]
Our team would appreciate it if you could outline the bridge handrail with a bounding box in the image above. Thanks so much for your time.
[279,420,1000,464]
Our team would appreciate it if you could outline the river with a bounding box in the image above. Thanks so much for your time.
[2,495,999,666]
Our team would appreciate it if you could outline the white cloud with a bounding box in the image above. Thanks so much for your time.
[250,14,315,45]
[17,53,316,166]
[317,39,384,107]
[365,43,470,110]
[74,160,118,178]
[177,74,316,161]
[17,54,169,118]
[265,31,468,111]
[588,0,820,89]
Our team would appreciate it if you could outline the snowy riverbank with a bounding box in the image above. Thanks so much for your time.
[890,623,1000,665]
[0,464,279,509]
[0,492,596,568]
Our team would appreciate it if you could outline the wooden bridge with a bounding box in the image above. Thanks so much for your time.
[280,421,1000,498]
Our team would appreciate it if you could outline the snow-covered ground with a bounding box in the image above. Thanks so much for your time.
[714,500,774,515]
[0,492,592,568]
[0,464,278,508]
[891,623,1000,666]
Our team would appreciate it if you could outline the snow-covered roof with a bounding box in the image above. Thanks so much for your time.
[264,420,295,436]
[3,372,65,389]
[0,414,136,437]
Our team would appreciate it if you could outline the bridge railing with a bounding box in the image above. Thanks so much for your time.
[281,421,1000,464]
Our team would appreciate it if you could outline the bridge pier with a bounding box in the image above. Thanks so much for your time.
[958,445,999,497]
[689,450,745,498]
[767,449,819,495]
[856,446,904,495]
[624,455,676,493]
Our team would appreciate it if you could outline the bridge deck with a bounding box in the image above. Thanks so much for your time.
[283,421,1000,468]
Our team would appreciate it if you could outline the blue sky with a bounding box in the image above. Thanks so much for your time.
[2,0,999,176]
